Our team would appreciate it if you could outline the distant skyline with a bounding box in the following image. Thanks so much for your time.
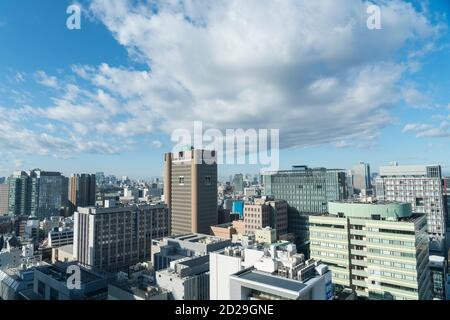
[1,0,450,179]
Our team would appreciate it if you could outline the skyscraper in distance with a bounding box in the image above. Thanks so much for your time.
[68,174,96,215]
[7,170,68,219]
[164,149,218,235]
[351,162,371,195]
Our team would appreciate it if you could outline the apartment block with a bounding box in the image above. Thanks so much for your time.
[375,164,446,239]
[309,200,430,300]
[243,197,288,237]
[74,203,170,272]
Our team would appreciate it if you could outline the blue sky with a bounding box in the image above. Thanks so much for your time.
[0,0,450,179]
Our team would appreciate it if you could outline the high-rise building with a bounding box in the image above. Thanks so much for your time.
[164,149,218,235]
[351,162,372,195]
[375,164,446,240]
[309,200,430,300]
[68,174,96,215]
[74,203,170,272]
[232,174,244,194]
[262,165,347,250]
[0,183,9,216]
[8,171,31,216]
[8,170,68,219]
[95,172,105,186]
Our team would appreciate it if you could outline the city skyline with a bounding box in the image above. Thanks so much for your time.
[1,0,450,178]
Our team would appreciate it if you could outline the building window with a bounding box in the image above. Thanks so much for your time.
[205,176,212,185]
[179,176,185,185]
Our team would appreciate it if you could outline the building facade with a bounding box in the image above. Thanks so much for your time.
[68,174,96,215]
[151,233,231,272]
[309,201,430,300]
[375,164,446,240]
[0,184,9,216]
[8,170,68,219]
[74,203,170,272]
[243,198,288,237]
[210,243,332,300]
[351,162,372,195]
[164,149,218,235]
[262,165,347,250]
[156,255,210,300]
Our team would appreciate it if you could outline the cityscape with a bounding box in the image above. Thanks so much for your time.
[1,0,450,309]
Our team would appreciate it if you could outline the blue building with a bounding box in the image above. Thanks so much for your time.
[232,200,244,218]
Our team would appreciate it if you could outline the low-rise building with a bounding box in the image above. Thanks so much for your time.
[108,263,169,300]
[52,244,75,264]
[23,262,110,300]
[156,255,210,300]
[48,228,73,248]
[151,233,231,271]
[210,242,332,300]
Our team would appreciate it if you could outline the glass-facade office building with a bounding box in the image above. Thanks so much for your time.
[8,170,68,219]
[262,165,348,251]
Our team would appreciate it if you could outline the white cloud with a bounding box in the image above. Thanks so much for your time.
[82,0,440,150]
[152,140,163,148]
[35,71,59,89]
[1,0,445,158]
[402,121,450,138]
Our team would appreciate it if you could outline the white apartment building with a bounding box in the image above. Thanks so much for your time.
[375,164,446,240]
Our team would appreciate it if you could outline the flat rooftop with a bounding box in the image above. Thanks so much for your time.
[231,269,307,297]
[165,233,227,244]
[36,262,103,284]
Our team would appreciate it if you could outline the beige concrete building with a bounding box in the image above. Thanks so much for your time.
[243,198,288,237]
[210,222,237,239]
[164,149,218,235]
[52,244,75,264]
[254,227,277,244]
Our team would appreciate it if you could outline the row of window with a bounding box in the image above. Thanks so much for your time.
[369,269,416,282]
[367,238,415,247]
[311,241,347,249]
[367,257,416,270]
[311,250,346,259]
[368,249,415,258]
[310,231,346,240]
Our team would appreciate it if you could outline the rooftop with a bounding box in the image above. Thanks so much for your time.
[230,269,307,299]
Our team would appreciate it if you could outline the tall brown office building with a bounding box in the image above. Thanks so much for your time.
[68,174,96,215]
[164,149,218,235]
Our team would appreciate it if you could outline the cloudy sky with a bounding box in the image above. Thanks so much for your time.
[0,0,450,178]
